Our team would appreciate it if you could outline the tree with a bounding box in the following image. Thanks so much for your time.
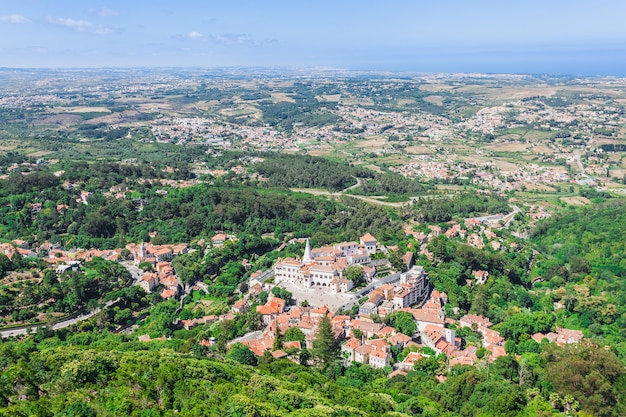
[138,262,153,272]
[171,251,202,284]
[271,286,292,301]
[491,355,519,383]
[284,327,306,345]
[59,401,96,417]
[389,311,417,336]
[544,343,625,417]
[226,343,258,366]
[119,248,131,260]
[344,265,365,287]
[272,327,283,351]
[388,250,408,273]
[570,256,591,275]
[82,212,115,238]
[0,253,12,277]
[312,316,339,368]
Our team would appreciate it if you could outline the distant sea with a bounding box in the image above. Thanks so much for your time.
[349,44,626,77]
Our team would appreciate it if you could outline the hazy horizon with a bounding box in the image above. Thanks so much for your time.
[2,1,626,77]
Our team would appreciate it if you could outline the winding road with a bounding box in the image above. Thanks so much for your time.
[0,263,143,339]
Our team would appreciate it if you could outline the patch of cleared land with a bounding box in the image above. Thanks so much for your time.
[34,114,83,126]
[219,106,261,118]
[497,134,523,141]
[492,159,521,172]
[0,140,20,151]
[405,145,433,155]
[419,84,455,93]
[524,184,556,192]
[486,142,531,153]
[610,168,625,178]
[561,196,592,206]
[423,95,444,106]
[137,102,175,112]
[532,145,556,154]
[356,137,387,149]
[594,137,626,146]
[53,106,112,114]
[457,155,492,165]
[363,164,382,173]
[270,93,295,103]
[307,146,334,157]
[27,151,53,158]
[341,97,375,106]
[374,155,410,165]
[321,94,341,102]
[457,86,557,101]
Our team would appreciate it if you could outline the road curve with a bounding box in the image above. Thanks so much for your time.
[0,263,141,338]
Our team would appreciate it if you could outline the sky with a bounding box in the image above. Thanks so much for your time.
[1,0,626,75]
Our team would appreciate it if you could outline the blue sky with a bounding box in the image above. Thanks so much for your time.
[1,0,626,75]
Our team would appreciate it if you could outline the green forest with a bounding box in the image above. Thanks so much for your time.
[530,200,626,356]
[1,154,626,416]
[0,166,401,250]
[0,327,624,416]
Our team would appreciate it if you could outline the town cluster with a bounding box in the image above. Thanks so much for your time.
[237,286,583,376]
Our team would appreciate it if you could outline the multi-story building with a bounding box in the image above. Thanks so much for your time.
[274,235,376,292]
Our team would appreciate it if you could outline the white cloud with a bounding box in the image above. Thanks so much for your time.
[46,16,113,35]
[0,14,30,24]
[212,33,256,46]
[185,31,258,46]
[88,7,119,17]
[187,31,207,41]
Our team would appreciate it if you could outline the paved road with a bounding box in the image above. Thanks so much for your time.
[573,151,586,176]
[500,205,521,229]
[1,263,140,338]
[0,298,120,338]
[122,262,144,286]
[229,330,263,345]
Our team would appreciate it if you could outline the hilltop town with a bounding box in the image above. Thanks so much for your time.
[1,69,625,416]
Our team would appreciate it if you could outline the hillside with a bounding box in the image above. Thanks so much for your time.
[530,200,626,354]
[1,332,623,416]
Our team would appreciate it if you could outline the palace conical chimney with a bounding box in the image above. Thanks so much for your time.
[302,238,312,263]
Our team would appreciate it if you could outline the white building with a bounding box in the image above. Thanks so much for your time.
[360,233,378,254]
[273,235,375,293]
[139,272,159,293]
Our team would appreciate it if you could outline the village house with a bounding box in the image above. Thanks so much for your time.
[160,288,177,299]
[396,351,426,372]
[256,297,286,324]
[459,314,492,332]
[388,333,413,349]
[350,319,384,339]
[231,299,249,314]
[359,233,379,254]
[55,261,81,275]
[342,337,391,369]
[139,272,159,293]
[420,324,457,355]
[211,232,227,247]
[472,270,489,285]
[428,225,442,238]
[531,328,584,346]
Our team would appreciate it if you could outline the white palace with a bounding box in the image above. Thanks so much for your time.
[274,233,380,293]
